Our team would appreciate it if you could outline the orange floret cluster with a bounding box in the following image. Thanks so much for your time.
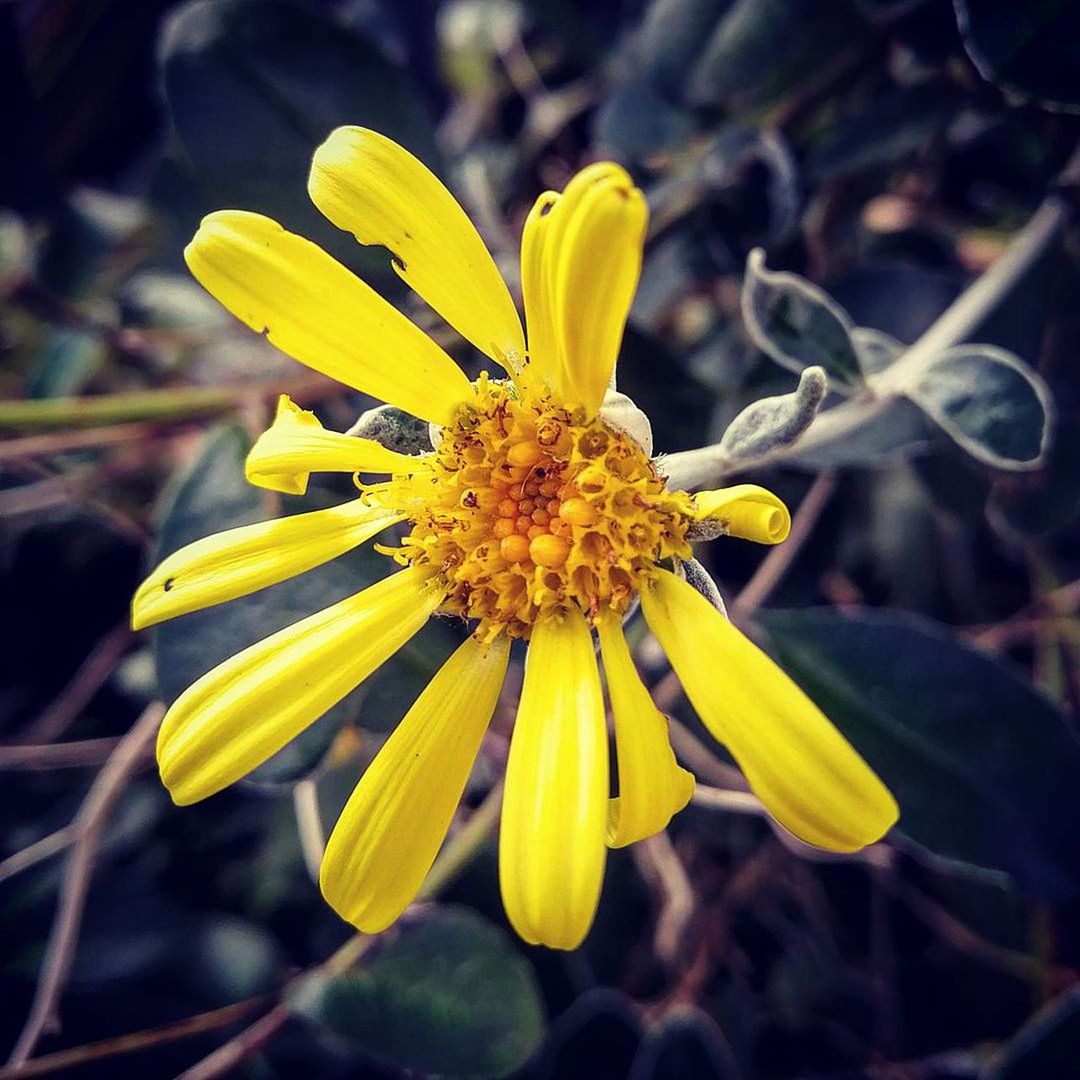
[369,376,694,639]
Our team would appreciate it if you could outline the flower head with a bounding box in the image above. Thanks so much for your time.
[133,128,897,950]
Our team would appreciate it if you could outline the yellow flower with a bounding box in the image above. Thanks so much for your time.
[133,128,897,950]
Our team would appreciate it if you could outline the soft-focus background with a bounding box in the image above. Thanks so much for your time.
[3,1,1080,1077]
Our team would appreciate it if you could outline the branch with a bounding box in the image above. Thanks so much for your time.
[660,141,1080,490]
[7,702,165,1068]
[0,738,127,771]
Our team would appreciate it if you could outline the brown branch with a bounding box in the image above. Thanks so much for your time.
[730,471,838,622]
[0,998,267,1080]
[0,422,169,464]
[0,738,127,771]
[0,827,76,886]
[633,832,696,965]
[18,625,134,744]
[7,702,165,1068]
[175,1005,291,1080]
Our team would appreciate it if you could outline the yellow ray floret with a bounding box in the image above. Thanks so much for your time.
[132,499,403,630]
[321,634,509,933]
[185,210,473,425]
[689,484,792,544]
[500,607,608,950]
[157,566,442,805]
[246,395,430,495]
[309,126,525,373]
[641,569,898,852]
[596,609,695,847]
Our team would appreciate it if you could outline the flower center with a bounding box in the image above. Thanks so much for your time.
[369,376,693,639]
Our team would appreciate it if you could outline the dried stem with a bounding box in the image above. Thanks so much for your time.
[729,472,838,621]
[292,779,325,884]
[634,832,696,964]
[7,702,165,1068]
[0,827,77,886]
[0,998,267,1080]
[0,738,127,771]
[18,625,134,744]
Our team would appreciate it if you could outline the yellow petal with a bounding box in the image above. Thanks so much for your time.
[640,569,897,852]
[157,566,441,805]
[519,190,561,394]
[690,484,791,544]
[246,395,429,495]
[529,163,647,415]
[499,607,608,950]
[596,610,694,847]
[132,499,402,630]
[185,210,472,425]
[308,127,525,373]
[321,634,509,932]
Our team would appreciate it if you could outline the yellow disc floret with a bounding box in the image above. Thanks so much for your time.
[369,376,694,639]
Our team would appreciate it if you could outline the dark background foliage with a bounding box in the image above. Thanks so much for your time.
[2,1,1080,1077]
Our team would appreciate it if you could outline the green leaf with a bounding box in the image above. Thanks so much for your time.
[149,423,450,786]
[786,397,933,470]
[742,249,865,392]
[906,344,1053,470]
[986,987,1080,1079]
[686,0,864,111]
[760,608,1080,898]
[159,0,437,283]
[292,907,545,1078]
[26,328,106,399]
[954,0,1080,113]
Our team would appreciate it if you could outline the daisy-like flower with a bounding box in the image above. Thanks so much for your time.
[133,128,897,950]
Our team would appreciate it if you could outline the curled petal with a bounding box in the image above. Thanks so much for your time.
[500,607,608,949]
[689,484,791,544]
[247,395,429,495]
[157,567,441,805]
[132,499,402,630]
[321,634,509,932]
[641,569,897,852]
[185,210,472,425]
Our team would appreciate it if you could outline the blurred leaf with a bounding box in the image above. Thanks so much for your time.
[630,1006,741,1080]
[986,987,1080,1079]
[990,413,1080,537]
[534,988,643,1080]
[0,210,30,295]
[906,344,1053,470]
[159,0,437,283]
[954,0,1080,113]
[120,270,230,331]
[761,608,1080,897]
[150,423,414,785]
[635,0,732,96]
[36,189,151,299]
[742,249,865,392]
[292,906,544,1078]
[686,0,863,111]
[851,326,903,375]
[593,79,698,162]
[26,327,106,398]
[806,83,960,182]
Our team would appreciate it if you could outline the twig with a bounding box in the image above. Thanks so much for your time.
[730,472,838,621]
[0,828,76,886]
[292,780,324,885]
[0,373,337,432]
[0,423,170,464]
[0,998,267,1080]
[19,625,134,744]
[7,702,165,1068]
[633,832,696,964]
[690,785,764,817]
[175,1005,291,1080]
[0,738,127,771]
